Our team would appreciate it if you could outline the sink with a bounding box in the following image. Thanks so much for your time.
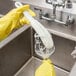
[0,0,75,76]
[14,57,69,76]
[0,26,31,76]
[0,26,75,76]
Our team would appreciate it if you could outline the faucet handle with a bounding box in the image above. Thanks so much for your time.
[65,15,74,26]
[65,0,72,8]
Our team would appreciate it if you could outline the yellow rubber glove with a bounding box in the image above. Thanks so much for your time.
[0,5,36,41]
[35,59,56,76]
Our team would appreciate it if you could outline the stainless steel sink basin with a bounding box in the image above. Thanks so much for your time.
[0,26,75,76]
[14,57,69,76]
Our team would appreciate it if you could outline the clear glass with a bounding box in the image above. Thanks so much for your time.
[34,33,55,59]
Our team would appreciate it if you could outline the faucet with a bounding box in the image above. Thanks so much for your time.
[34,0,74,26]
[46,0,65,20]
[37,0,74,26]
[39,0,65,24]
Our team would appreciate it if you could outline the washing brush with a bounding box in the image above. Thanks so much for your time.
[15,2,56,76]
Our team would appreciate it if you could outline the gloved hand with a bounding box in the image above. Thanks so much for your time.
[0,5,36,41]
[35,59,56,76]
